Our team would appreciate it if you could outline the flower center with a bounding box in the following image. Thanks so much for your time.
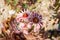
[33,17,39,23]
[23,13,28,17]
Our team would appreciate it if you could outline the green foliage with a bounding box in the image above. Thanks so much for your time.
[6,0,18,6]
[15,7,20,12]
[6,0,11,4]
[22,3,28,9]
[13,0,19,6]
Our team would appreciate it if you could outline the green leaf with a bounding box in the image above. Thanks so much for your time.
[13,0,18,6]
[15,7,20,12]
[22,3,28,9]
[6,0,10,4]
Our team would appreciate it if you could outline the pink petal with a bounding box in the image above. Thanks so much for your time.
[23,30,28,34]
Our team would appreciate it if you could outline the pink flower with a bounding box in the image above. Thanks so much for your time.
[16,10,31,22]
[23,30,28,34]
[34,24,41,32]
[27,22,32,29]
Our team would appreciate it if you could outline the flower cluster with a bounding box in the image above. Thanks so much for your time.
[15,10,43,34]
